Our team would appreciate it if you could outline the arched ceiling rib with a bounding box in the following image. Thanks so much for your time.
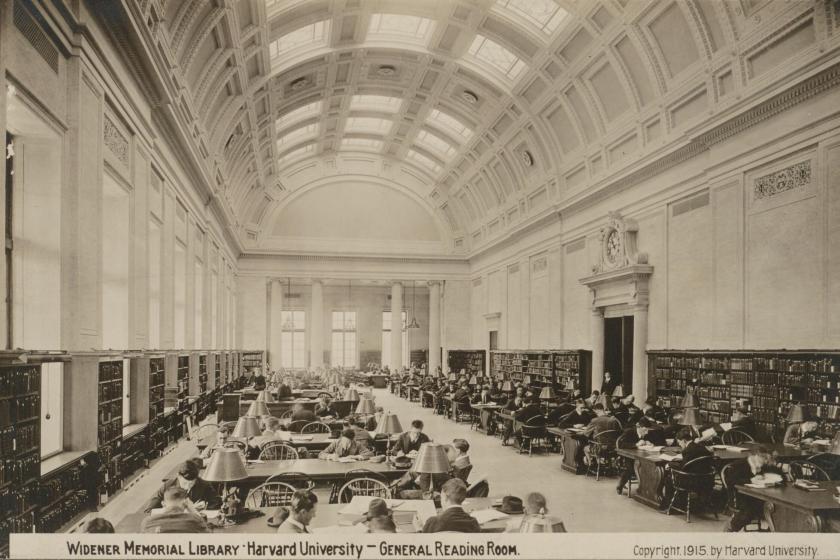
[139,0,831,256]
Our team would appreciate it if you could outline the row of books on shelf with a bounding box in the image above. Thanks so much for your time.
[0,366,40,395]
[654,355,839,373]
[1,452,39,486]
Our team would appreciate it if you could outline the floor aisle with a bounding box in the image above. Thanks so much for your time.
[372,388,720,532]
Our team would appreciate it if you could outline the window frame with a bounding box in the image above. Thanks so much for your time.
[330,310,358,368]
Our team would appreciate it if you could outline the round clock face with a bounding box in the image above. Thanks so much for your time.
[606,229,621,264]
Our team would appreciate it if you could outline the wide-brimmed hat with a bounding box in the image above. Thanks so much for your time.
[493,495,524,514]
[392,455,413,468]
[365,498,392,520]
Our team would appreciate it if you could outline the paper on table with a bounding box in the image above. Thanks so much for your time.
[701,428,717,439]
[470,509,510,524]
[292,435,314,441]
[719,422,733,432]
[658,454,682,462]
[641,445,664,452]
[150,509,220,519]
[812,439,830,445]
[337,457,357,463]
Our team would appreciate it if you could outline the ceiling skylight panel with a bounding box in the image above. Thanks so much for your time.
[367,14,434,42]
[493,0,569,35]
[407,149,442,174]
[426,109,474,143]
[276,122,319,148]
[467,34,528,80]
[415,130,456,160]
[344,117,393,135]
[349,95,402,113]
[275,101,322,130]
[341,138,384,151]
[270,20,330,59]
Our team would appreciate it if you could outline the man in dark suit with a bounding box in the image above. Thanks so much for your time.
[723,448,784,531]
[512,397,545,448]
[557,399,593,427]
[615,418,667,495]
[314,396,338,418]
[640,398,665,423]
[726,408,757,440]
[580,403,622,466]
[453,383,471,404]
[504,386,526,411]
[276,382,293,400]
[659,428,714,510]
[253,370,267,391]
[290,403,317,423]
[141,487,210,533]
[392,420,430,456]
[601,372,618,396]
[144,460,220,513]
[421,479,480,533]
[545,401,575,425]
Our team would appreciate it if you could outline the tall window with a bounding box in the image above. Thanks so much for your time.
[331,311,357,367]
[40,362,63,458]
[280,310,305,368]
[382,311,409,367]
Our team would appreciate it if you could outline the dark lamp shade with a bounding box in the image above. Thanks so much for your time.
[232,416,262,438]
[256,390,274,403]
[356,397,376,415]
[786,404,811,423]
[681,393,698,408]
[413,443,450,474]
[539,387,556,400]
[202,448,248,482]
[344,388,360,401]
[374,413,403,435]
[501,381,513,392]
[246,400,269,418]
[681,407,701,426]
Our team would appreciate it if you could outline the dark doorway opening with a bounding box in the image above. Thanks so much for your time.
[604,316,633,396]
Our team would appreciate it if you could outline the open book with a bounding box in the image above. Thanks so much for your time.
[469,509,509,524]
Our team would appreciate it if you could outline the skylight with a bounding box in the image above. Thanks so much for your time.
[269,20,330,59]
[341,138,384,151]
[493,0,569,35]
[406,149,442,174]
[277,143,315,164]
[415,130,456,160]
[367,14,434,42]
[276,123,319,148]
[467,34,528,80]
[275,101,322,130]
[344,117,393,135]
[349,95,402,113]
[426,109,474,144]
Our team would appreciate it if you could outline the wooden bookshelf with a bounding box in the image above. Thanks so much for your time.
[649,350,840,442]
[447,350,486,379]
[241,351,264,373]
[490,350,592,395]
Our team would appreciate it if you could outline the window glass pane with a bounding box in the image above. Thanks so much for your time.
[293,332,305,368]
[382,311,391,331]
[281,332,293,368]
[331,332,343,365]
[344,333,356,367]
[332,311,343,330]
[294,311,305,328]
[40,363,63,458]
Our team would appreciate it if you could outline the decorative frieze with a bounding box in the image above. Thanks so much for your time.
[103,114,129,167]
[753,161,811,201]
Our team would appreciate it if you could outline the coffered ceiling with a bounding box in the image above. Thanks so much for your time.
[131,0,836,258]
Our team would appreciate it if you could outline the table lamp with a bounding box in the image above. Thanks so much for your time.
[413,442,450,479]
[681,392,698,409]
[202,448,248,523]
[596,393,613,410]
[344,387,360,401]
[501,380,513,393]
[232,415,262,443]
[539,386,556,402]
[374,412,403,456]
[681,407,701,427]
[786,404,811,423]
[612,385,624,398]
[356,396,376,415]
[246,400,269,418]
[255,389,275,403]
[448,372,457,382]
[523,375,532,386]
[468,375,478,387]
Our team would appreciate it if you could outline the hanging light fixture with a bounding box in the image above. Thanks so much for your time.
[406,280,420,329]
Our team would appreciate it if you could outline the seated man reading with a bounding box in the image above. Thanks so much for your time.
[318,428,373,460]
[141,486,210,533]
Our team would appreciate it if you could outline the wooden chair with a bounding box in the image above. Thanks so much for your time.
[722,430,754,445]
[806,452,840,479]
[788,460,830,482]
[720,462,765,531]
[585,430,620,480]
[452,463,473,484]
[245,482,298,508]
[614,432,637,498]
[337,477,391,503]
[258,442,299,461]
[666,455,717,522]
[265,471,314,490]
[301,422,331,434]
[278,409,294,420]
[223,440,247,453]
[518,421,549,456]
[454,401,472,423]
[193,423,218,445]
[466,476,489,498]
[287,420,308,433]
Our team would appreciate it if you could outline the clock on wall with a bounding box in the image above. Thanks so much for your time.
[605,228,621,264]
[593,212,648,274]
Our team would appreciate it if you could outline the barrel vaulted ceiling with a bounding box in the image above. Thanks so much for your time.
[130,0,837,257]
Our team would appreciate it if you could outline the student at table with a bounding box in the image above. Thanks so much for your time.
[253,369,267,391]
[505,492,566,533]
[144,460,220,513]
[581,403,622,465]
[141,487,210,533]
[345,416,373,452]
[558,399,594,428]
[585,390,601,407]
[270,489,318,533]
[314,395,338,418]
[290,402,317,423]
[318,428,372,460]
[504,386,526,411]
[82,518,114,533]
[453,382,471,404]
[601,371,618,396]
[640,398,665,424]
[421,479,481,533]
[722,447,784,531]
[512,397,545,446]
[276,381,293,400]
[472,384,495,405]
[616,418,667,495]
[392,420,431,457]
[249,417,283,451]
[545,400,575,425]
[659,428,714,511]
[397,438,473,498]
[200,424,231,459]
[783,419,819,447]
[365,406,384,431]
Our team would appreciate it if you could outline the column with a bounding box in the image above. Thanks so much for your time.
[632,306,649,400]
[590,307,604,394]
[428,281,441,373]
[310,279,324,367]
[269,279,284,370]
[390,281,403,371]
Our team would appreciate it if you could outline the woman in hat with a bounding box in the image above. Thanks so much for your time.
[505,492,566,533]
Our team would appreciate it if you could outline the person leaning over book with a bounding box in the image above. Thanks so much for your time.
[144,460,220,513]
[658,428,713,511]
[421,479,481,533]
[723,447,784,531]
[141,486,210,533]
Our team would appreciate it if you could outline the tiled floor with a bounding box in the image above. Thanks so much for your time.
[93,388,723,533]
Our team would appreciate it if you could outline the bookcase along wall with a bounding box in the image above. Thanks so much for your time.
[241,351,265,374]
[649,350,840,442]
[490,350,592,396]
[446,350,486,379]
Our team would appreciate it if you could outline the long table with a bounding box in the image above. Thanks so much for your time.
[736,480,840,532]
[547,427,586,474]
[198,433,337,453]
[212,458,409,484]
[617,443,812,509]
[472,404,502,433]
